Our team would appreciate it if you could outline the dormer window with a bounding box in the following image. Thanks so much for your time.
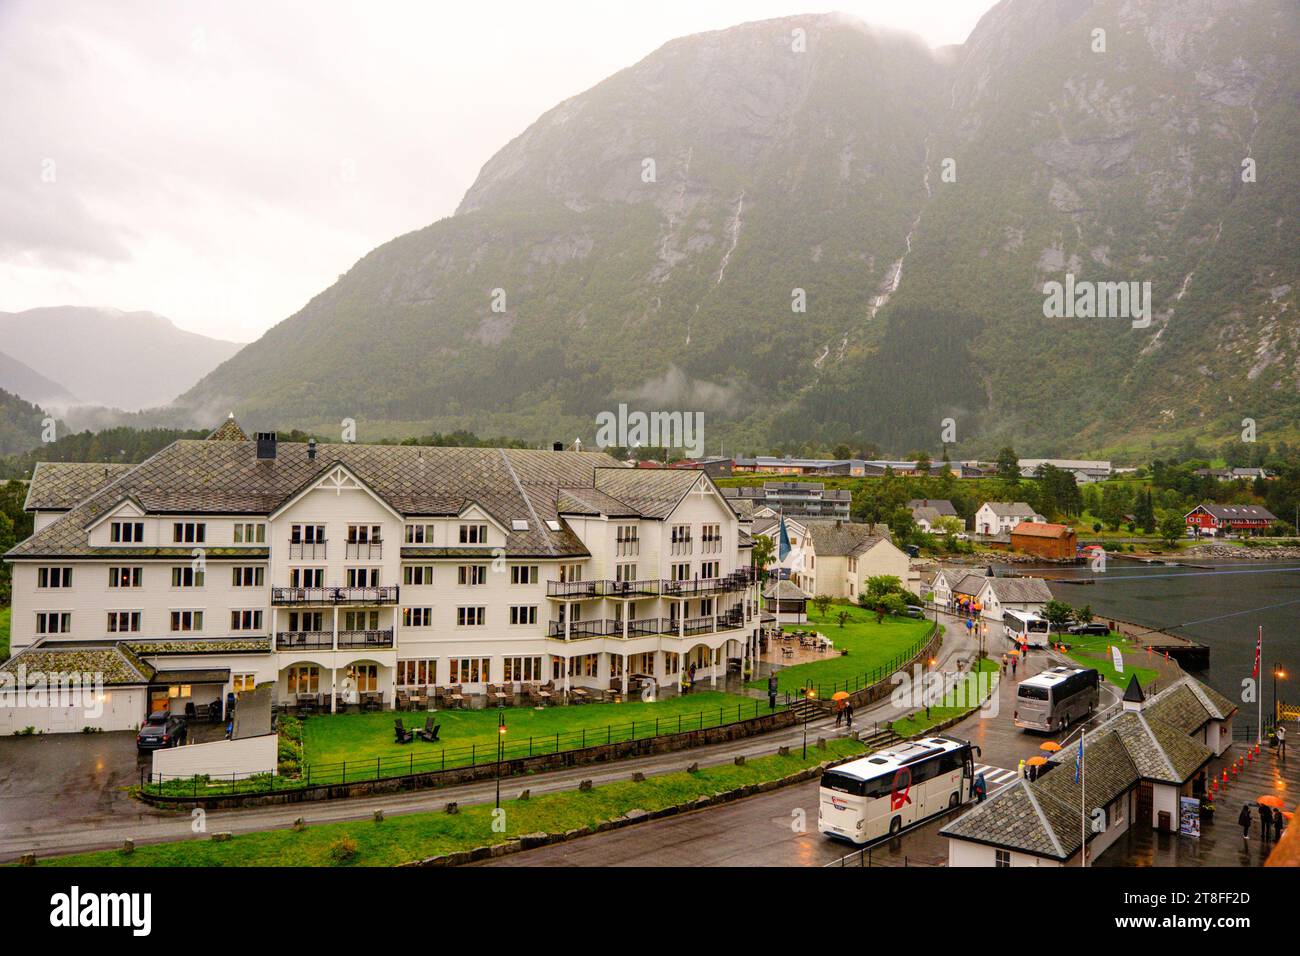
[110,521,144,543]
[459,523,488,544]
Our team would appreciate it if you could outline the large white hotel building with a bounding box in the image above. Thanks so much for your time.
[2,418,758,732]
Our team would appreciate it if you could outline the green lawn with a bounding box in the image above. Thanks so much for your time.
[0,607,9,661]
[44,738,867,867]
[300,691,768,774]
[1059,631,1159,688]
[892,658,999,737]
[749,607,934,697]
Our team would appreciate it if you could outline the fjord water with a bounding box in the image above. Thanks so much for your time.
[1011,560,1300,703]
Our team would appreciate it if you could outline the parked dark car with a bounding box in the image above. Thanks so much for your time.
[136,710,187,751]
[1066,622,1109,637]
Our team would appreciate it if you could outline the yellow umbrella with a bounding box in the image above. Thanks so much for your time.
[1257,794,1286,809]
[1026,756,1048,767]
[1040,741,1063,753]
[831,691,851,701]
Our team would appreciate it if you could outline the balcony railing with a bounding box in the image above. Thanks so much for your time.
[288,541,328,560]
[345,540,383,560]
[272,586,400,606]
[546,580,600,599]
[606,579,661,598]
[546,619,617,639]
[546,572,753,600]
[545,612,748,640]
[276,631,334,650]
[337,628,395,649]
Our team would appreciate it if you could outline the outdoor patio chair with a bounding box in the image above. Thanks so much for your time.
[393,719,414,744]
[411,689,428,710]
[418,716,441,743]
[396,690,410,711]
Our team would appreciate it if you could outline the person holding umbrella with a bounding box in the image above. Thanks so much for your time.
[1239,803,1254,842]
[833,691,849,726]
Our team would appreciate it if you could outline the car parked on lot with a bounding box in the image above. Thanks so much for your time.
[136,711,187,751]
[904,605,926,618]
[1066,622,1110,637]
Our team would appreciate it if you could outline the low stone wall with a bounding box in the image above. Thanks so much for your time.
[139,707,798,810]
[399,750,853,867]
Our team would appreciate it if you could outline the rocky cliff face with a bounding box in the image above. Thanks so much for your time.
[179,1,1298,456]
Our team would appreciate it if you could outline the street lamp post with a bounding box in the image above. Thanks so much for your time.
[802,687,816,758]
[1274,666,1287,734]
[495,709,507,810]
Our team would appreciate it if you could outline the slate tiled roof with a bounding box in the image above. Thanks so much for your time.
[907,499,958,516]
[124,637,272,656]
[802,520,890,557]
[983,576,1054,604]
[763,579,811,600]
[8,436,714,560]
[22,462,136,512]
[1195,503,1277,521]
[982,501,1040,517]
[206,415,249,441]
[1,642,155,686]
[941,780,1070,859]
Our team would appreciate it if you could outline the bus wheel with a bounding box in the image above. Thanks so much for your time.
[949,792,959,809]
[889,817,901,837]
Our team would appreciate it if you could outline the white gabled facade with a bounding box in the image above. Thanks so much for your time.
[3,428,759,730]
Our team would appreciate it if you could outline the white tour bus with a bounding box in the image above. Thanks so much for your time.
[1003,608,1051,648]
[1014,665,1100,732]
[818,736,979,844]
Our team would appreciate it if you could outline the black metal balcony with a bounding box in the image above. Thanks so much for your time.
[272,586,399,606]
[337,628,395,649]
[546,580,601,599]
[606,578,661,598]
[276,631,334,650]
[546,619,617,639]
[288,541,328,560]
[345,540,383,560]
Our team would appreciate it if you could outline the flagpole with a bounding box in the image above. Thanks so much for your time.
[1080,727,1087,867]
[1258,626,1263,745]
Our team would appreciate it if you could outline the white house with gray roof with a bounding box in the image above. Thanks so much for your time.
[2,418,759,732]
[974,502,1045,536]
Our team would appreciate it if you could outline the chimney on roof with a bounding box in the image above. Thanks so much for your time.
[308,438,317,461]
[552,442,564,452]
[256,432,278,460]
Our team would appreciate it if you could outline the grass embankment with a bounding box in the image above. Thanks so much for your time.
[892,658,1000,737]
[748,606,933,696]
[1058,631,1159,688]
[149,691,775,795]
[0,607,9,660]
[45,738,867,867]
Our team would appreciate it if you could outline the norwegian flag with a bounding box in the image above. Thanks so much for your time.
[1252,628,1261,680]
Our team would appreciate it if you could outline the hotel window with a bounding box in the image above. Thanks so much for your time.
[448,657,490,683]
[107,611,141,633]
[231,609,264,631]
[290,568,325,588]
[290,524,325,543]
[37,567,73,588]
[233,522,266,544]
[616,524,639,556]
[701,561,719,579]
[346,524,381,543]
[994,849,1010,868]
[457,606,486,626]
[231,566,265,587]
[108,566,143,589]
[458,523,488,544]
[503,656,542,681]
[509,605,538,626]
[615,563,637,583]
[344,609,380,631]
[398,659,437,688]
[232,673,256,694]
[169,610,204,632]
[404,524,435,544]
[345,663,378,693]
[289,611,324,631]
[671,523,692,554]
[171,566,205,588]
[286,665,319,695]
[458,565,487,586]
[701,523,721,552]
[404,565,434,585]
[510,565,538,585]
[700,598,714,616]
[559,563,582,583]
[110,521,144,543]
[403,607,433,627]
[672,562,690,581]
[172,521,206,544]
[346,567,380,588]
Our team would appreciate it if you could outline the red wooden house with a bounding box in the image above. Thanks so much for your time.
[1184,503,1277,536]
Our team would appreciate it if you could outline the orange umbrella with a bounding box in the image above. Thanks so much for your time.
[1026,756,1048,766]
[831,691,850,701]
[1040,741,1063,753]
[1257,795,1286,809]
[1284,811,1295,821]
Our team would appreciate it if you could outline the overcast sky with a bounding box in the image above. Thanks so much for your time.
[0,1,997,343]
